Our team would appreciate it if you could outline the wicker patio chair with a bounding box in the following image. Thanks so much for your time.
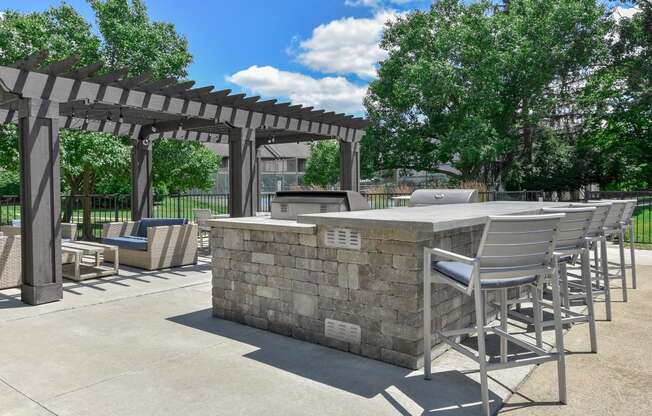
[0,223,78,289]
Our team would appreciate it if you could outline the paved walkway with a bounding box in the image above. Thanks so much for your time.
[0,249,649,415]
[500,251,652,415]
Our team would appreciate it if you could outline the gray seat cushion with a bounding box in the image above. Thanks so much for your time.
[103,236,148,251]
[134,218,188,238]
[433,261,537,289]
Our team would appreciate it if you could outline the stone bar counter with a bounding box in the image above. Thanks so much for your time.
[208,201,568,369]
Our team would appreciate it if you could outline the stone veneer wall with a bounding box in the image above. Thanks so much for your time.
[211,223,487,369]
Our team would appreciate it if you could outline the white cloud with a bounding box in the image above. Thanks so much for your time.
[296,11,399,79]
[226,65,367,114]
[612,6,640,21]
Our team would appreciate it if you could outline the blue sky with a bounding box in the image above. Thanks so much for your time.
[0,0,432,115]
[0,0,638,116]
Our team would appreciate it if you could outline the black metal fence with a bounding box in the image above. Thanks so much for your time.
[1,190,651,243]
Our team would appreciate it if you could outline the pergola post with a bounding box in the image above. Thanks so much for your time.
[131,136,153,221]
[229,127,258,217]
[339,139,361,192]
[18,98,63,305]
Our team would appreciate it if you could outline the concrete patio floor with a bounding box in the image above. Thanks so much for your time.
[0,248,649,416]
[500,250,652,416]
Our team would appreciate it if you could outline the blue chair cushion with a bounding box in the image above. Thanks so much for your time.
[11,219,21,227]
[103,236,148,251]
[134,218,187,238]
[432,261,538,289]
[558,255,573,263]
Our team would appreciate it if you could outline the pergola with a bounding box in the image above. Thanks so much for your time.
[0,51,368,305]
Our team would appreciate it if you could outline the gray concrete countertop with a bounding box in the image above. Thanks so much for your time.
[298,201,572,232]
[206,215,317,234]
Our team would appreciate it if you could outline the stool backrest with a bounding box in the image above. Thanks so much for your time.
[542,207,594,252]
[589,200,626,231]
[619,199,637,224]
[477,214,564,281]
[192,208,213,224]
[570,202,611,237]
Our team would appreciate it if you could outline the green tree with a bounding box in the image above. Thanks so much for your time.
[303,140,340,188]
[0,1,220,235]
[577,1,651,190]
[153,140,220,193]
[364,0,611,189]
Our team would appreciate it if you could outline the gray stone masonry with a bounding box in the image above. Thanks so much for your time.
[211,222,491,369]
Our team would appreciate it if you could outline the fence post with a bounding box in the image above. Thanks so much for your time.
[114,194,119,221]
[176,193,181,219]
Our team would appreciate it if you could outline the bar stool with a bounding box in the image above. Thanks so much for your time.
[424,214,567,416]
[588,200,628,302]
[540,206,598,352]
[608,199,638,289]
[508,207,598,351]
[568,202,613,320]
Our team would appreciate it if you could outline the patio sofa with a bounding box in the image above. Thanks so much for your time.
[101,218,197,270]
[0,223,78,289]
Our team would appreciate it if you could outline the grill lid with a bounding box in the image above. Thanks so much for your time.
[270,190,370,220]
[408,189,479,206]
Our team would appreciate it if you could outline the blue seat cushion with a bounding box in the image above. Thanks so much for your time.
[11,219,21,227]
[558,255,573,263]
[432,261,538,289]
[103,236,148,251]
[134,218,187,238]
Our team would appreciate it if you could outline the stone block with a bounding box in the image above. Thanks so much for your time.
[299,234,318,247]
[349,289,382,306]
[244,273,267,286]
[323,261,338,274]
[296,257,323,272]
[290,245,317,258]
[314,272,338,286]
[392,255,419,271]
[244,241,267,252]
[252,252,275,265]
[381,294,420,313]
[249,230,275,242]
[276,255,295,267]
[267,242,291,255]
[375,265,419,283]
[368,253,393,266]
[256,286,280,299]
[268,276,292,290]
[318,285,349,300]
[292,280,318,295]
[223,229,245,250]
[337,250,369,264]
[244,314,268,330]
[214,258,230,270]
[377,240,417,256]
[381,320,421,340]
[274,232,299,244]
[317,248,338,260]
[293,293,318,317]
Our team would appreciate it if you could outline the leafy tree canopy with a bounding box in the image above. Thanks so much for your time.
[303,140,340,188]
[364,0,615,190]
[0,1,218,196]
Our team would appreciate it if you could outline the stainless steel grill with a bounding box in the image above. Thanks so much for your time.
[270,191,370,220]
[408,189,479,207]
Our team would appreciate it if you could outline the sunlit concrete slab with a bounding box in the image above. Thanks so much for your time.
[0,250,648,416]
